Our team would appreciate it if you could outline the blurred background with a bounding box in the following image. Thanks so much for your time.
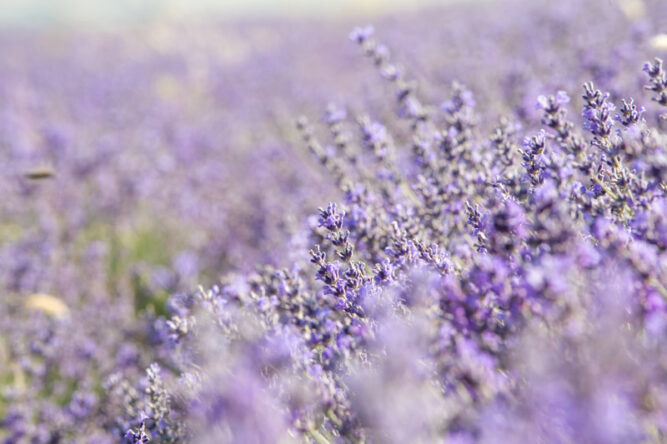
[0,0,482,28]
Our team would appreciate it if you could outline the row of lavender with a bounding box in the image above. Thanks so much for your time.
[1,0,666,442]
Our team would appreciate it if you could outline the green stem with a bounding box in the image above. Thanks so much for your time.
[591,176,619,201]
[307,428,332,444]
[648,277,667,302]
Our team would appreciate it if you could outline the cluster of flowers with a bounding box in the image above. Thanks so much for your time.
[0,20,353,443]
[127,19,665,444]
[1,0,666,442]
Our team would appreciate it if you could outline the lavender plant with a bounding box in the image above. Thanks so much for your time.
[1,0,666,442]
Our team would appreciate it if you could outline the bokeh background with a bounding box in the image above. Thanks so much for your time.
[0,0,482,27]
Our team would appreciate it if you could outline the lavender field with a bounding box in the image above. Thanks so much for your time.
[1,0,666,442]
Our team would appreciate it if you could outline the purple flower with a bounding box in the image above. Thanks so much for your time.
[349,25,374,43]
[556,90,570,104]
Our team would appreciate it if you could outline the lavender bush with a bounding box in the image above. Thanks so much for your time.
[1,0,666,442]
